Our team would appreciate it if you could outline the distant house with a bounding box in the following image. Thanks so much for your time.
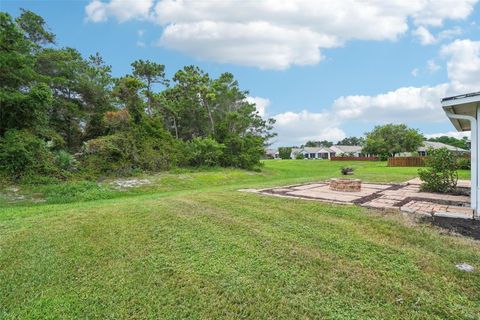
[268,140,467,160]
[289,148,303,159]
[398,141,469,156]
[330,145,364,157]
[265,149,279,159]
[293,147,335,159]
[288,145,366,159]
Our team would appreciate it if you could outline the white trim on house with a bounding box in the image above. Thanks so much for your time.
[442,91,480,219]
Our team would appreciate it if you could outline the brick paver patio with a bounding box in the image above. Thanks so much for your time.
[242,178,474,219]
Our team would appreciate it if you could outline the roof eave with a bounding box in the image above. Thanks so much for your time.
[442,93,480,132]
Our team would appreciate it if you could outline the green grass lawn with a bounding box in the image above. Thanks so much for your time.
[0,160,470,207]
[1,161,478,319]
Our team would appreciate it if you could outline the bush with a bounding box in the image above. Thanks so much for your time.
[278,147,292,160]
[0,129,57,181]
[296,153,304,160]
[341,167,354,175]
[103,109,131,132]
[185,137,224,167]
[81,121,177,175]
[418,148,458,193]
[82,133,140,175]
[457,157,470,170]
[221,134,265,170]
[55,150,77,171]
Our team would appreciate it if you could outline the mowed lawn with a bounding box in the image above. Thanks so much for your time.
[1,161,479,319]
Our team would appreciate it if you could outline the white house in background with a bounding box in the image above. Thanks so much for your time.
[300,147,335,160]
[289,145,364,159]
[270,140,468,160]
[330,145,363,157]
[418,141,468,155]
[265,149,279,159]
[292,147,336,159]
[397,141,469,156]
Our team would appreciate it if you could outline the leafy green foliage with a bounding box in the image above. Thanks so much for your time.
[278,147,292,160]
[81,128,175,175]
[15,9,55,46]
[220,135,265,169]
[457,157,470,170]
[363,124,424,159]
[55,150,77,171]
[336,136,364,146]
[418,148,458,193]
[131,59,166,115]
[304,140,333,147]
[184,137,225,167]
[0,130,56,180]
[428,136,469,150]
[295,153,304,160]
[0,11,275,182]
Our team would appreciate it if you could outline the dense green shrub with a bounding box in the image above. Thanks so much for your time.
[0,129,56,180]
[296,153,304,160]
[81,121,177,175]
[221,135,265,170]
[55,150,78,171]
[1,11,276,181]
[185,137,225,167]
[82,133,140,174]
[418,148,458,193]
[457,157,470,170]
[278,147,292,160]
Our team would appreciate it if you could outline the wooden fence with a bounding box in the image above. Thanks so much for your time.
[330,156,379,161]
[387,156,427,167]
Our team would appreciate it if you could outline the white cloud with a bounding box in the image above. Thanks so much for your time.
[410,0,477,27]
[246,96,271,118]
[412,26,464,45]
[427,59,441,73]
[158,21,333,69]
[136,29,146,47]
[85,0,477,69]
[265,36,480,145]
[332,84,449,123]
[273,110,345,146]
[85,0,154,23]
[437,26,463,41]
[411,68,419,77]
[325,39,480,129]
[261,37,480,144]
[441,39,480,94]
[413,26,436,45]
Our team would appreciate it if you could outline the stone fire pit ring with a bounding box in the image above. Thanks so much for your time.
[329,178,362,192]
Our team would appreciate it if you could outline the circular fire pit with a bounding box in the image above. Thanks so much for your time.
[329,178,361,192]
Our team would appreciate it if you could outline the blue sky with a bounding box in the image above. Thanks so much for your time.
[2,0,480,146]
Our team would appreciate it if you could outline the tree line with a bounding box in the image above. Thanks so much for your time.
[278,124,469,160]
[0,10,275,181]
